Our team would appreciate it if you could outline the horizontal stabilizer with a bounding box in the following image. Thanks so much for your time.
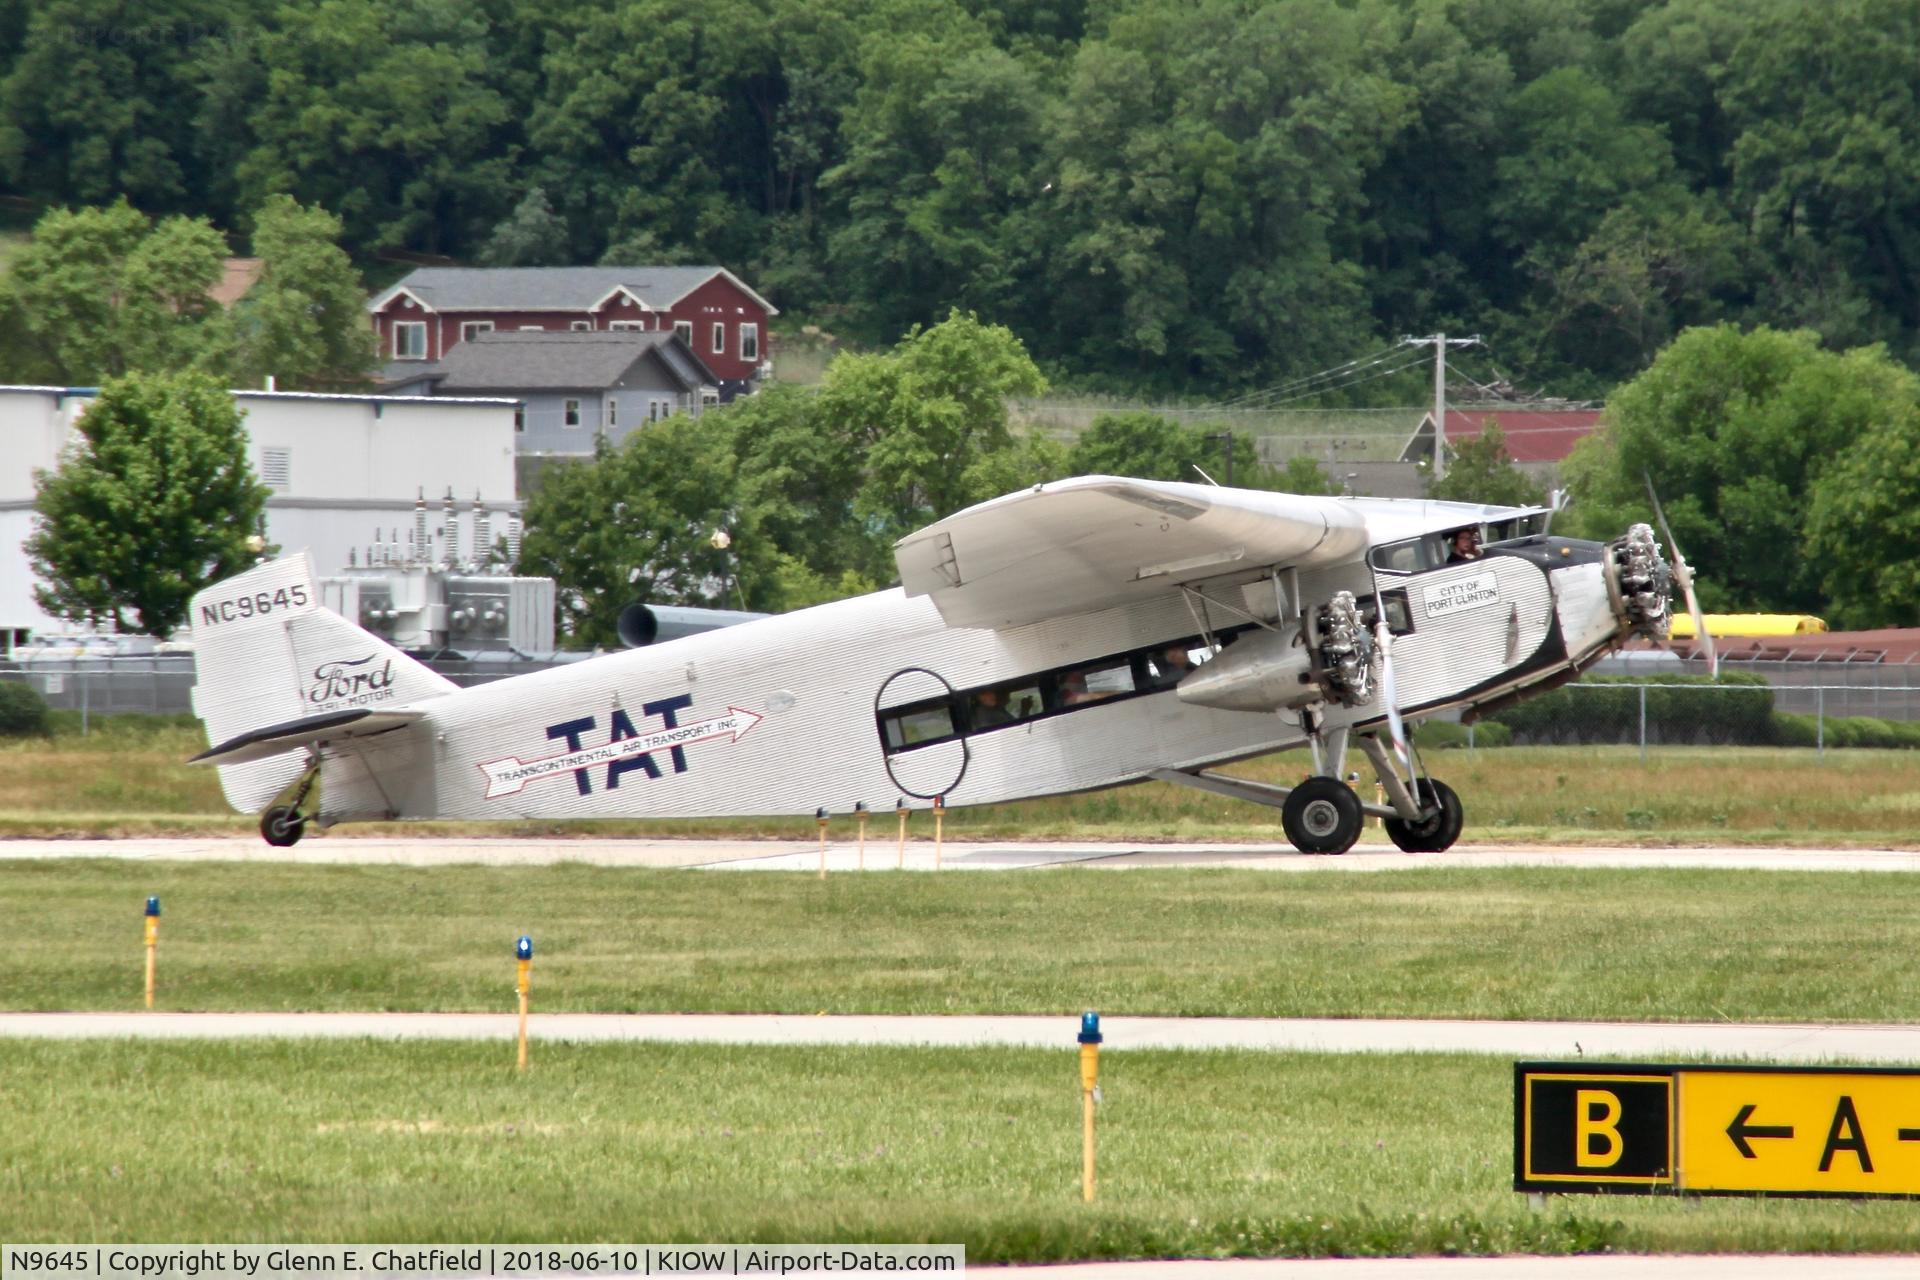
[191,707,427,767]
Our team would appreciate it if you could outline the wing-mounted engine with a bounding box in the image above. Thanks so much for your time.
[1173,590,1379,714]
[1605,522,1672,639]
[1312,590,1376,708]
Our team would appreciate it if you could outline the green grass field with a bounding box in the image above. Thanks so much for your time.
[6,860,1920,1022]
[3,717,1919,844]
[8,719,1920,1257]
[6,1040,1919,1255]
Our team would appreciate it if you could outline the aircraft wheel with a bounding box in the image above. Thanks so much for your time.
[261,805,307,847]
[1281,777,1365,855]
[1384,778,1463,853]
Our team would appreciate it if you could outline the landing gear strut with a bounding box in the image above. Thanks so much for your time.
[259,755,320,847]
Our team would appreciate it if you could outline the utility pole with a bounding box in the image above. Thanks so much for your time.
[1401,334,1480,481]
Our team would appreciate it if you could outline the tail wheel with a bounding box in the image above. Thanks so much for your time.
[261,804,308,847]
[1281,776,1365,855]
[1384,778,1463,853]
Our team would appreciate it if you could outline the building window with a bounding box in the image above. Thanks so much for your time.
[673,320,692,345]
[711,322,726,355]
[606,399,618,428]
[518,325,543,331]
[740,323,759,362]
[609,320,644,332]
[564,399,581,428]
[460,320,494,343]
[259,446,292,490]
[392,321,427,360]
[648,401,661,423]
[514,407,525,434]
[701,390,720,408]
[570,320,593,332]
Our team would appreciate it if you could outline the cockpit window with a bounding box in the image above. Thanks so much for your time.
[1370,535,1450,575]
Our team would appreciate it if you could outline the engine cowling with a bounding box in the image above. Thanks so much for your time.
[1174,591,1378,714]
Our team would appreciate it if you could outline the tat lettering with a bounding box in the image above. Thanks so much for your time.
[545,693,696,796]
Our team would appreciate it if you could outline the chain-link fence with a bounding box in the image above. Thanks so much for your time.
[1460,677,1920,757]
[6,659,1920,753]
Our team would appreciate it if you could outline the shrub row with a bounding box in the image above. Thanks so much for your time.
[0,679,50,736]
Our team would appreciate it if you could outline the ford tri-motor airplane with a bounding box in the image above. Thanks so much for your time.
[188,476,1676,854]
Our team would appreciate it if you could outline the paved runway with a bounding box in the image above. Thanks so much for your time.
[6,1010,1920,1061]
[3,835,1917,873]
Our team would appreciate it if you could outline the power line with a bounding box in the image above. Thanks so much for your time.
[1212,342,1410,408]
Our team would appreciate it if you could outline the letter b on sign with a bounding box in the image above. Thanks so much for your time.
[1518,1069,1672,1190]
[1576,1089,1622,1167]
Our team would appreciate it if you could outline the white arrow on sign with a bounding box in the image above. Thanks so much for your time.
[478,706,764,800]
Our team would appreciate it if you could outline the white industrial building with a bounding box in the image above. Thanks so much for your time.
[1,385,523,647]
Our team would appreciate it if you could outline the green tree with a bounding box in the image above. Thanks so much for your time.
[1426,424,1547,507]
[26,372,270,638]
[1805,365,1920,627]
[0,0,239,215]
[1718,0,1920,352]
[1562,324,1909,614]
[479,188,572,267]
[230,0,513,255]
[1067,411,1264,487]
[1044,0,1412,387]
[519,417,781,646]
[814,309,1047,549]
[232,195,376,390]
[5,201,232,383]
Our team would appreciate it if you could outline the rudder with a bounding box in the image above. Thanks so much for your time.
[189,552,456,812]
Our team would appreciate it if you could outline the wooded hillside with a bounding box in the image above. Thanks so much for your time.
[2,0,1914,395]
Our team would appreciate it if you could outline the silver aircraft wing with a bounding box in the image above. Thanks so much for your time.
[894,475,1371,629]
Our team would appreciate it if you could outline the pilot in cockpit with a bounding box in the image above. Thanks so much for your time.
[1446,527,1483,564]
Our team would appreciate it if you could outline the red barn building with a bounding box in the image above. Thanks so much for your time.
[368,266,777,398]
[1401,408,1605,481]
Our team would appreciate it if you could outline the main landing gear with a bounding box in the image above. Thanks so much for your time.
[1149,726,1464,856]
[259,755,320,847]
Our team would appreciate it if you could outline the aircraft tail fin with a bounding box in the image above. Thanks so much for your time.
[188,553,456,812]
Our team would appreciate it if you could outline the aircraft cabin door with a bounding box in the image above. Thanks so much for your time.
[875,666,969,800]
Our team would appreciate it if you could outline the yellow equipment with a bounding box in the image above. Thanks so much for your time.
[1669,614,1826,639]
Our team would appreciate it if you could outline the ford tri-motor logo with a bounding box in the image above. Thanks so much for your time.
[308,655,396,707]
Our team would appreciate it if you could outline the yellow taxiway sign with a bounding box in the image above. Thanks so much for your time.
[1517,1063,1920,1199]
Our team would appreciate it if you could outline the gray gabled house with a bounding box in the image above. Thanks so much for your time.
[384,330,723,459]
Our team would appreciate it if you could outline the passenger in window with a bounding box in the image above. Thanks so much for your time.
[1060,673,1094,706]
[1446,528,1483,563]
[1151,645,1194,688]
[972,689,1013,728]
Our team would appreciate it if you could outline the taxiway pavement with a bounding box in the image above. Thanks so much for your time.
[2,835,1916,873]
[4,1011,1919,1061]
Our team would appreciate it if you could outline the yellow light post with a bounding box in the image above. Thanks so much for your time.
[816,807,830,879]
[515,935,533,1072]
[143,896,160,1010]
[933,795,945,871]
[895,798,908,869]
[1078,1011,1102,1202]
[855,802,869,870]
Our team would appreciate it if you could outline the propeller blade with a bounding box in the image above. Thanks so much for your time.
[1642,472,1717,677]
[1374,616,1411,775]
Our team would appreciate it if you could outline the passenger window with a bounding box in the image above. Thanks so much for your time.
[883,704,956,750]
[1060,662,1133,707]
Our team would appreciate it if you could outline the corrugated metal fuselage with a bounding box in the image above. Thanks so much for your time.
[312,550,1622,827]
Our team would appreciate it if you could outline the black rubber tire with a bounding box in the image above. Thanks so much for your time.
[1383,778,1463,853]
[261,804,307,847]
[1281,776,1365,855]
